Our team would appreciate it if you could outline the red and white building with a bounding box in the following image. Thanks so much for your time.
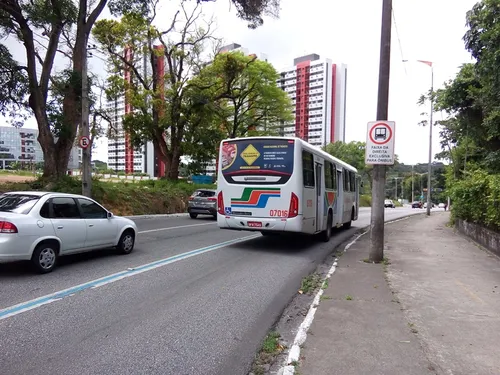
[107,46,168,177]
[278,54,347,147]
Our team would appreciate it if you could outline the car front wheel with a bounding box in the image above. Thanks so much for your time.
[117,230,135,255]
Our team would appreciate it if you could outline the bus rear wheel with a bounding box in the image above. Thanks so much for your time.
[321,213,333,242]
[343,207,354,229]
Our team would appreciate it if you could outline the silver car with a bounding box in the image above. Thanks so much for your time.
[187,189,217,219]
[0,191,137,273]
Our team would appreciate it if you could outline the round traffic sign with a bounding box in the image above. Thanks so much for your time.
[79,136,90,149]
[368,122,393,145]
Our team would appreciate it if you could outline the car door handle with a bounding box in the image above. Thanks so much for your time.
[88,224,94,227]
[57,225,63,229]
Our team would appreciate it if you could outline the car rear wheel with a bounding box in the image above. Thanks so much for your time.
[31,241,59,274]
[189,213,198,219]
[117,230,135,255]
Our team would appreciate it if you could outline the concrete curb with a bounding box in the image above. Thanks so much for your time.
[125,213,189,219]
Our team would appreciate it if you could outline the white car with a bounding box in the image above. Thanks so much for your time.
[0,191,137,273]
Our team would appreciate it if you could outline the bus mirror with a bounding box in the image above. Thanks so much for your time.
[360,182,364,188]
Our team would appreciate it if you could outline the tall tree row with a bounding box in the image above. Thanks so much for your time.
[431,0,500,229]
[0,0,282,180]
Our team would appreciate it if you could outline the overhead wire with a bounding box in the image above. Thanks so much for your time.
[392,6,407,76]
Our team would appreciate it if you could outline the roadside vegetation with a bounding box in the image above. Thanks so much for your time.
[0,176,214,216]
[422,0,500,232]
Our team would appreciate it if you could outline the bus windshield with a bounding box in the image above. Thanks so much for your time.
[220,138,294,185]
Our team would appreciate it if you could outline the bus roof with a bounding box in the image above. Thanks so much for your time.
[220,136,359,174]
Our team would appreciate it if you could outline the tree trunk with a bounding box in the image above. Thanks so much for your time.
[40,143,72,179]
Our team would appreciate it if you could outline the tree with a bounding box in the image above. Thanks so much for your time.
[193,51,293,139]
[0,45,29,127]
[0,0,281,181]
[110,0,281,29]
[0,0,109,180]
[94,2,217,180]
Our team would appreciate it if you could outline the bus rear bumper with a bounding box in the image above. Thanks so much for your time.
[217,215,302,232]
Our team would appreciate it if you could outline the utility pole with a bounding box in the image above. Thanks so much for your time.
[369,0,392,263]
[81,31,92,198]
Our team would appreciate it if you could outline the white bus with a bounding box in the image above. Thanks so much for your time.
[216,136,360,241]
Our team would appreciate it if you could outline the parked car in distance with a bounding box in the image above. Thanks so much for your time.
[384,199,395,208]
[438,203,446,208]
[412,201,423,209]
[0,191,137,273]
[423,202,436,209]
[188,189,217,219]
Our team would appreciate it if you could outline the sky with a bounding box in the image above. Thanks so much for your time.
[3,0,478,165]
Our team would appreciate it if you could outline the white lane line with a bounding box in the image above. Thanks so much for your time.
[0,234,259,321]
[138,222,216,234]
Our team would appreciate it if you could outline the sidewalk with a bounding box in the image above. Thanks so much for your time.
[298,212,500,375]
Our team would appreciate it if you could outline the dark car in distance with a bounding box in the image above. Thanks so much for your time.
[412,201,423,209]
[188,189,217,219]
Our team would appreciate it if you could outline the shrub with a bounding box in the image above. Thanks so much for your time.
[0,176,216,216]
[448,169,500,231]
[360,194,371,207]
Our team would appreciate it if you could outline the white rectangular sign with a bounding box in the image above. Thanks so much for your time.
[365,120,396,165]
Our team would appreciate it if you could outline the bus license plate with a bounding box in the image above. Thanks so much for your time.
[248,221,263,228]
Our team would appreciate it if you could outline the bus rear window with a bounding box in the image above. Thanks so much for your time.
[220,139,294,185]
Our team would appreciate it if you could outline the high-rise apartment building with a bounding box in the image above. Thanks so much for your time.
[106,46,165,177]
[278,54,347,148]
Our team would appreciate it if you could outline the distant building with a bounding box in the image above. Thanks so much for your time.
[0,126,81,170]
[278,54,347,148]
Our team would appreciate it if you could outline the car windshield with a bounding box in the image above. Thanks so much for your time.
[0,194,40,214]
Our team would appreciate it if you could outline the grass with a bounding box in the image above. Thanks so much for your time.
[251,331,285,375]
[0,175,216,216]
[299,273,323,295]
[345,295,353,301]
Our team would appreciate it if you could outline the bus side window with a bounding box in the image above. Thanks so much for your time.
[332,165,337,190]
[349,172,356,192]
[325,161,334,190]
[302,151,315,187]
[343,168,349,191]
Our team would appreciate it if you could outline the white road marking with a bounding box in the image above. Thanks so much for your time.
[138,222,216,234]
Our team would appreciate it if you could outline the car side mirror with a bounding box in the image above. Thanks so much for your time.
[107,212,113,218]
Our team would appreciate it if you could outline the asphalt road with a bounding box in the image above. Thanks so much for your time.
[0,207,431,375]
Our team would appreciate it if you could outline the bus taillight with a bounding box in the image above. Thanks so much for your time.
[288,193,299,218]
[217,191,225,215]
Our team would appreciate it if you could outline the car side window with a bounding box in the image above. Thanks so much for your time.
[77,198,107,219]
[52,197,81,219]
[40,201,51,218]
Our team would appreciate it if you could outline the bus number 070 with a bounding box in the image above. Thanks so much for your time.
[269,209,288,217]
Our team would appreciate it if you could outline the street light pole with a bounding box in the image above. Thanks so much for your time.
[402,59,434,214]
[411,165,414,203]
[425,65,434,216]
[369,0,392,263]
